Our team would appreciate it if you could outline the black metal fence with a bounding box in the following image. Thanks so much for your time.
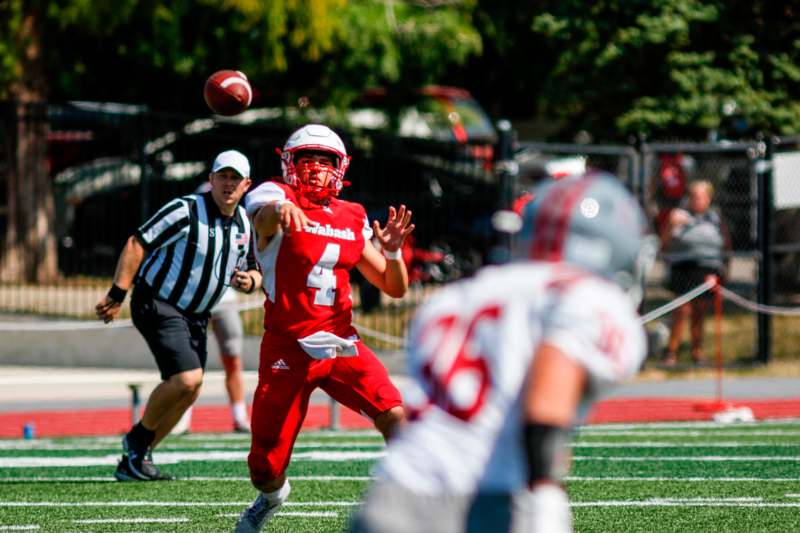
[1,101,798,364]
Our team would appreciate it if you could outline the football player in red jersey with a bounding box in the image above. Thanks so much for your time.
[234,124,414,532]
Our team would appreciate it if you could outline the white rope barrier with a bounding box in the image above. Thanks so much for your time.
[639,279,717,325]
[719,286,800,316]
[350,323,406,347]
[2,281,798,338]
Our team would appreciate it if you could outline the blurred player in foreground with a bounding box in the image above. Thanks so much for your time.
[350,171,652,533]
[235,124,414,532]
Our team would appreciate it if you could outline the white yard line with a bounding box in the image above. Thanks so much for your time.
[0,502,249,507]
[284,502,359,507]
[0,441,384,451]
[577,430,800,437]
[0,455,130,467]
[4,498,800,512]
[181,429,380,441]
[567,476,800,482]
[643,497,763,502]
[6,439,799,452]
[290,475,372,481]
[218,512,339,518]
[581,419,800,430]
[570,441,799,448]
[573,455,800,461]
[72,518,189,524]
[0,475,373,483]
[0,500,359,508]
[276,511,339,517]
[0,527,39,531]
[5,475,800,483]
[0,450,385,468]
[571,500,800,508]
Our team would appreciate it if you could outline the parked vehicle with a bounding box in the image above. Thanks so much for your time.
[51,91,500,284]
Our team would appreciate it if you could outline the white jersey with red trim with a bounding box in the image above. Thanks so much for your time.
[244,180,372,339]
[375,262,646,494]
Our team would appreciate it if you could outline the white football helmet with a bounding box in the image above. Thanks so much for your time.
[279,124,351,202]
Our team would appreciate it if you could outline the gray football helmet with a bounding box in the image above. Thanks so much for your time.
[513,171,652,294]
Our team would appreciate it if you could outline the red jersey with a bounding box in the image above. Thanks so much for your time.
[245,181,372,339]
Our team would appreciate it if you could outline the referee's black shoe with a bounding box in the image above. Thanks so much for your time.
[114,455,144,481]
[120,433,150,480]
[118,435,176,481]
[114,453,175,482]
[143,449,176,481]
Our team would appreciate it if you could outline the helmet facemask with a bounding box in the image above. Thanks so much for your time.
[281,148,350,204]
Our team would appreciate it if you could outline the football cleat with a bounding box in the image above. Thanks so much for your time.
[119,434,150,481]
[114,453,175,482]
[114,455,143,482]
[234,482,291,533]
[142,449,176,481]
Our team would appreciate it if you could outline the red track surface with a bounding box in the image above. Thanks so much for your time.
[0,397,798,439]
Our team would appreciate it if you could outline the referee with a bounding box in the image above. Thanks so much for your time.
[95,149,262,482]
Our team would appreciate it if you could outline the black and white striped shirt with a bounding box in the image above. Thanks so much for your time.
[134,191,255,316]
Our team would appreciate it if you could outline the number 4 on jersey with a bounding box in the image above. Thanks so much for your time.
[419,305,501,421]
[307,243,340,306]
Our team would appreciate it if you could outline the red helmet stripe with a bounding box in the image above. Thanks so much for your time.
[529,182,569,259]
[529,176,595,261]
[547,176,596,260]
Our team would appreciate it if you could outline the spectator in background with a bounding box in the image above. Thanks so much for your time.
[653,153,690,236]
[660,180,730,366]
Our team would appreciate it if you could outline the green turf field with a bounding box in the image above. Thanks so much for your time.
[0,419,799,532]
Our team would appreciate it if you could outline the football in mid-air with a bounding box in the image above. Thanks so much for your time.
[204,70,252,116]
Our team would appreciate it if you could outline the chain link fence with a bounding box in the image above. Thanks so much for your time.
[0,101,797,363]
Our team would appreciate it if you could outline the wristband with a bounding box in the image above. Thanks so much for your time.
[273,199,292,214]
[107,283,128,304]
[523,422,571,485]
[383,247,402,260]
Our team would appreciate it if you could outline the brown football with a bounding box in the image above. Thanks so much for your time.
[203,70,252,116]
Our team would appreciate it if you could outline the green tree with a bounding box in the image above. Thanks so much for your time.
[0,0,148,282]
[3,0,480,111]
[529,1,800,141]
[0,0,482,282]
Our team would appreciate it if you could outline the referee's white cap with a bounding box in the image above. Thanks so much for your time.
[212,150,250,178]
